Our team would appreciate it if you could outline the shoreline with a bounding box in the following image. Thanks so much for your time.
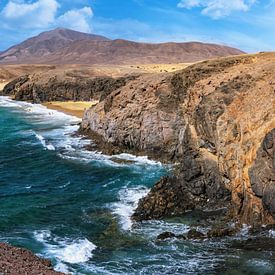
[42,101,98,118]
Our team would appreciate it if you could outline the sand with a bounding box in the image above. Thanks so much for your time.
[43,101,98,118]
[0,82,8,91]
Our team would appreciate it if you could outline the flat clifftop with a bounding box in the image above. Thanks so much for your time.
[80,52,275,226]
[0,243,64,275]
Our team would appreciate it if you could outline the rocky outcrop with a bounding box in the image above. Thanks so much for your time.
[81,52,275,226]
[249,129,275,219]
[0,243,64,274]
[1,72,136,103]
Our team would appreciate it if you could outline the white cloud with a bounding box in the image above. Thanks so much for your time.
[177,0,257,18]
[1,0,59,28]
[56,7,93,33]
[0,0,93,32]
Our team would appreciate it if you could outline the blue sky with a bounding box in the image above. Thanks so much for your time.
[0,0,275,52]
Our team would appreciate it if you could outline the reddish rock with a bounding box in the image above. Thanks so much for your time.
[0,243,64,275]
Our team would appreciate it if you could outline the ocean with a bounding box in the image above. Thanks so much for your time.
[0,96,274,274]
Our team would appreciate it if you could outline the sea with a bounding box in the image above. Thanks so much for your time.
[0,96,274,274]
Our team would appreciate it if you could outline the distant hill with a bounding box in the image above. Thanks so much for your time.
[0,28,244,64]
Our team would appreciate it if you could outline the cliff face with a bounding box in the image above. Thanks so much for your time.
[1,72,136,103]
[81,53,275,226]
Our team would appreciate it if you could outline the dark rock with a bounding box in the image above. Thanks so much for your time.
[1,74,137,104]
[156,232,176,240]
[207,227,236,238]
[231,237,275,252]
[186,229,205,239]
[249,129,275,218]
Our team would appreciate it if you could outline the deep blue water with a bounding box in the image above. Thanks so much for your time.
[0,96,274,274]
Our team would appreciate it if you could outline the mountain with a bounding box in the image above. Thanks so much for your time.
[0,28,244,64]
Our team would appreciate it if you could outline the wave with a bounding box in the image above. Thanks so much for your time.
[34,133,56,151]
[110,186,149,231]
[33,230,97,272]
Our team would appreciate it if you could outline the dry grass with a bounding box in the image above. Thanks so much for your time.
[43,101,98,118]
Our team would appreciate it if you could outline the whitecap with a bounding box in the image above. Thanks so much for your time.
[112,153,162,166]
[110,186,149,231]
[49,238,96,264]
[34,133,55,151]
[33,230,97,264]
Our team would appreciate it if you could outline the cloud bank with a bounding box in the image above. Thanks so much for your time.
[0,0,93,32]
[177,0,257,18]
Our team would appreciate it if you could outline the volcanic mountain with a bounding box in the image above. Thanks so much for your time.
[0,28,244,65]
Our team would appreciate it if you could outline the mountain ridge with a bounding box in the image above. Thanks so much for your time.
[0,28,245,65]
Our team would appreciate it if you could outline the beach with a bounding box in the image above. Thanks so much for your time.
[0,82,8,91]
[42,101,98,118]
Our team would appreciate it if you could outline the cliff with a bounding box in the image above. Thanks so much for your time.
[80,52,275,226]
[1,71,137,103]
[2,52,274,227]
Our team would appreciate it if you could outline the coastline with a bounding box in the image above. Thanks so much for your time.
[42,101,98,118]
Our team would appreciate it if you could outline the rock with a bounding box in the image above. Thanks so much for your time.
[186,229,205,239]
[156,232,176,240]
[1,72,137,104]
[0,243,64,274]
[249,129,275,220]
[207,227,236,238]
[231,237,275,252]
[2,51,275,227]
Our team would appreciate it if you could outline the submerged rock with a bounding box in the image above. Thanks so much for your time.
[156,232,177,240]
[186,229,205,239]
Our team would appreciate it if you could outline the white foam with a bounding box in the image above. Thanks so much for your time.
[34,133,56,151]
[269,230,275,238]
[111,186,149,231]
[49,238,96,264]
[113,153,162,166]
[0,96,165,169]
[33,230,97,264]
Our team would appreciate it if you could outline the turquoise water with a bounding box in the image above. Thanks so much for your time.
[0,96,274,274]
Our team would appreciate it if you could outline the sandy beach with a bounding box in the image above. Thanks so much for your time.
[0,82,8,91]
[43,101,98,118]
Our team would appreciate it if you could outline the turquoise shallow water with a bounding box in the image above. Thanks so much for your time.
[0,96,274,274]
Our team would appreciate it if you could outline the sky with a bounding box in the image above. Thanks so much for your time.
[0,0,275,52]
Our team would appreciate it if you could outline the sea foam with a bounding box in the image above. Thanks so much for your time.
[33,230,97,264]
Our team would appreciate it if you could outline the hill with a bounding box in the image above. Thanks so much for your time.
[0,28,244,64]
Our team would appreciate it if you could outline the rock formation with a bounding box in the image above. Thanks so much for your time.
[1,71,136,103]
[80,52,275,226]
[0,243,64,274]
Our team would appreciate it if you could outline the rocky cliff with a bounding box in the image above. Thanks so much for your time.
[1,71,137,103]
[2,52,274,227]
[80,53,275,226]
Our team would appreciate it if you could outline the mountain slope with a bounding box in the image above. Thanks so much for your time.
[0,28,109,63]
[0,28,244,64]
